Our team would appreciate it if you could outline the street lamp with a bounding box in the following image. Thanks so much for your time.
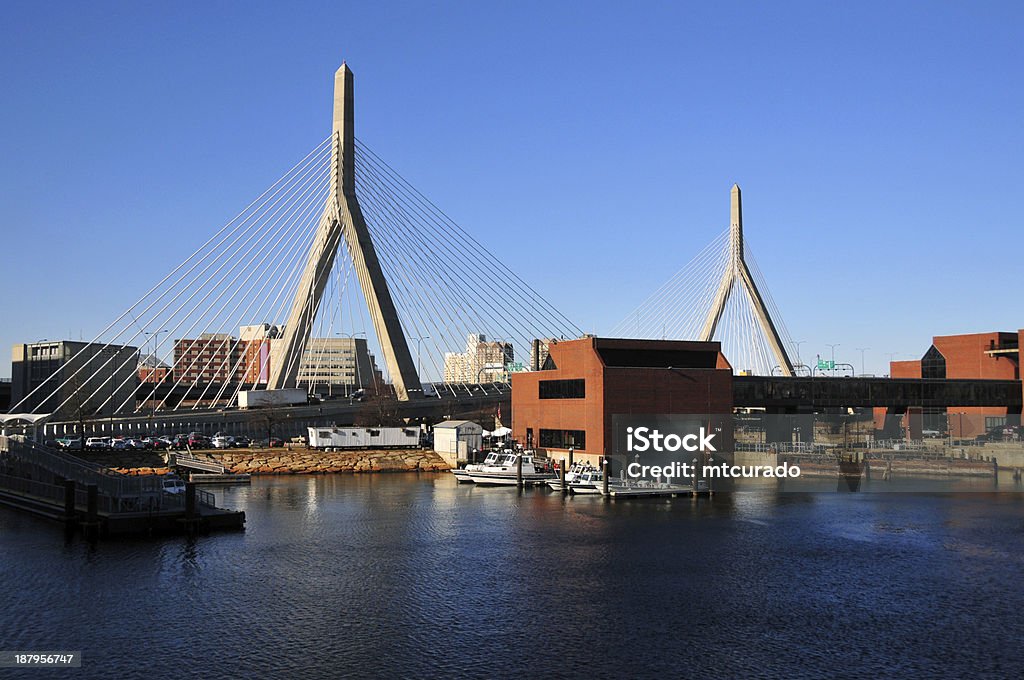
[827,343,841,377]
[144,329,169,379]
[338,332,366,397]
[409,335,430,384]
[855,347,870,377]
[791,340,806,365]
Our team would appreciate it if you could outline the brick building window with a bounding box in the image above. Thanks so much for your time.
[539,379,585,399]
[539,429,586,449]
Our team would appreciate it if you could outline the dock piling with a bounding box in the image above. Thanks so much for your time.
[602,458,609,497]
[516,454,523,487]
[560,458,567,495]
[185,483,197,520]
[83,484,99,540]
[63,479,76,526]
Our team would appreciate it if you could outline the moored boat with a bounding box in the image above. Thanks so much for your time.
[567,469,604,494]
[546,461,600,491]
[451,450,505,483]
[467,452,557,486]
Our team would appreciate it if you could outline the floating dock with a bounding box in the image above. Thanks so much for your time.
[599,483,711,498]
[0,437,245,538]
[188,472,252,485]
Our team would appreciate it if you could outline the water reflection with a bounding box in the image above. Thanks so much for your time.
[1,473,1023,678]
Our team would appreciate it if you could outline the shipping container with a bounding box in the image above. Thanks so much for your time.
[307,426,421,450]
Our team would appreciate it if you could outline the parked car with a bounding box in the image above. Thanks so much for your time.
[85,437,110,450]
[212,435,234,449]
[110,438,130,451]
[126,438,147,450]
[269,437,284,448]
[233,436,251,448]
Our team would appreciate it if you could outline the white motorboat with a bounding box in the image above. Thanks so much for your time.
[467,452,556,486]
[546,461,600,491]
[567,469,605,494]
[451,450,505,483]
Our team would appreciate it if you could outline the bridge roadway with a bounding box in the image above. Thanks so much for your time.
[40,376,1021,438]
[42,389,510,439]
[733,376,1022,410]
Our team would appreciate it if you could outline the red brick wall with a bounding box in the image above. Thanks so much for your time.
[890,360,921,378]
[603,366,733,456]
[512,338,606,456]
[933,333,1017,437]
[933,332,1018,379]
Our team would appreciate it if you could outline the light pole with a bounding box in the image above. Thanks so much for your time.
[855,347,870,377]
[144,329,168,378]
[409,335,429,385]
[339,332,366,398]
[144,329,169,414]
[791,340,806,366]
[827,343,841,377]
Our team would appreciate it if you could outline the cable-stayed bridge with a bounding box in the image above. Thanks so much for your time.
[611,184,797,377]
[5,64,819,442]
[8,64,581,434]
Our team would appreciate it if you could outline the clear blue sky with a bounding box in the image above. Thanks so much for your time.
[1,1,1021,377]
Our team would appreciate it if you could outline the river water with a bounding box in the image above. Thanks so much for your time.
[2,473,1024,679]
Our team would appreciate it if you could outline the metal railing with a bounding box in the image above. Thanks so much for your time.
[0,436,161,499]
[0,436,219,512]
[735,442,830,455]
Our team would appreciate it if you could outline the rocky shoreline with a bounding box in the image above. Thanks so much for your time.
[87,448,451,476]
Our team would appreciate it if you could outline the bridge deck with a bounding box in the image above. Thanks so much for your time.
[734,376,1022,409]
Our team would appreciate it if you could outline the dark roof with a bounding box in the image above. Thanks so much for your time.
[593,338,722,369]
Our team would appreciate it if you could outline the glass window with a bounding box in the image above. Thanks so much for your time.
[539,379,585,399]
[539,429,586,449]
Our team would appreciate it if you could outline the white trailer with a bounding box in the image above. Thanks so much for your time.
[307,426,421,450]
[238,388,308,409]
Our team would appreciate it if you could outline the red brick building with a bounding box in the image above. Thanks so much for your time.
[879,331,1021,439]
[511,337,733,464]
[138,365,170,383]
